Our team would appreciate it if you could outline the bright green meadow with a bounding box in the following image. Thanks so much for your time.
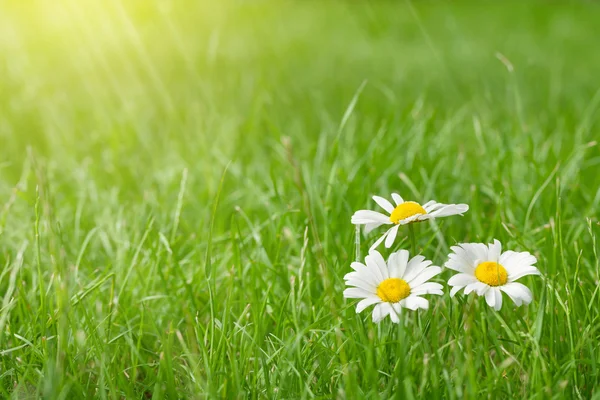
[1,1,600,398]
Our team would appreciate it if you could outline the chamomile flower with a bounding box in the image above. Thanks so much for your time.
[351,193,469,250]
[446,239,540,310]
[343,249,443,323]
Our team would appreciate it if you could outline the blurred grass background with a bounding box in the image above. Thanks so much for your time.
[1,0,600,398]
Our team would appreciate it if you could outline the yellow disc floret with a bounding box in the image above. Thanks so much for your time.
[377,278,411,303]
[389,201,427,224]
[474,261,508,286]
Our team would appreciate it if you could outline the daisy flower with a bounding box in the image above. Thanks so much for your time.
[351,193,469,250]
[446,239,540,310]
[343,249,443,323]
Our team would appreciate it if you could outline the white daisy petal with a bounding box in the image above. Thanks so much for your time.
[351,210,391,225]
[368,228,390,252]
[398,214,423,225]
[428,204,468,218]
[493,287,503,310]
[364,222,384,234]
[356,296,381,313]
[396,250,410,278]
[500,251,537,269]
[349,262,367,272]
[415,214,432,221]
[344,287,372,299]
[450,285,464,297]
[388,304,400,323]
[423,202,446,213]
[389,249,409,278]
[485,287,496,308]
[402,296,429,310]
[345,278,377,293]
[345,269,379,287]
[452,244,479,267]
[384,225,400,248]
[508,266,541,282]
[403,256,431,282]
[372,196,395,213]
[500,282,533,306]
[464,282,488,296]
[373,303,392,323]
[371,303,384,322]
[447,273,478,287]
[464,243,489,265]
[410,282,443,296]
[363,254,384,282]
[407,266,441,288]
[445,248,476,273]
[500,286,523,306]
[391,193,404,205]
[367,250,389,280]
[346,262,378,279]
[488,239,502,263]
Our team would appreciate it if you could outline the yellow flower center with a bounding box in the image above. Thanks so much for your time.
[376,278,411,303]
[474,261,508,286]
[389,201,427,224]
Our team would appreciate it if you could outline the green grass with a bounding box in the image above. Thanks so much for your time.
[1,0,600,398]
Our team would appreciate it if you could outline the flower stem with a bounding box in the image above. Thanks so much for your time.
[409,224,417,255]
[355,225,361,262]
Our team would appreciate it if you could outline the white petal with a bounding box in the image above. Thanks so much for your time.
[402,296,429,310]
[372,196,395,213]
[368,230,389,252]
[422,201,444,212]
[389,249,409,278]
[384,225,399,248]
[349,262,367,272]
[500,285,522,306]
[407,266,441,287]
[500,251,537,269]
[445,246,476,273]
[447,273,478,287]
[428,204,469,218]
[391,193,404,205]
[372,303,391,323]
[464,243,489,265]
[356,296,381,313]
[364,222,384,234]
[345,278,377,293]
[450,285,463,297]
[500,282,533,306]
[345,269,379,287]
[508,266,541,282]
[464,282,488,296]
[344,287,371,299]
[410,282,443,296]
[487,239,502,263]
[371,303,384,322]
[351,210,391,224]
[396,250,410,278]
[485,288,496,308]
[366,250,389,280]
[403,256,431,282]
[388,304,400,323]
[493,287,503,310]
[398,214,423,225]
[346,262,380,286]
